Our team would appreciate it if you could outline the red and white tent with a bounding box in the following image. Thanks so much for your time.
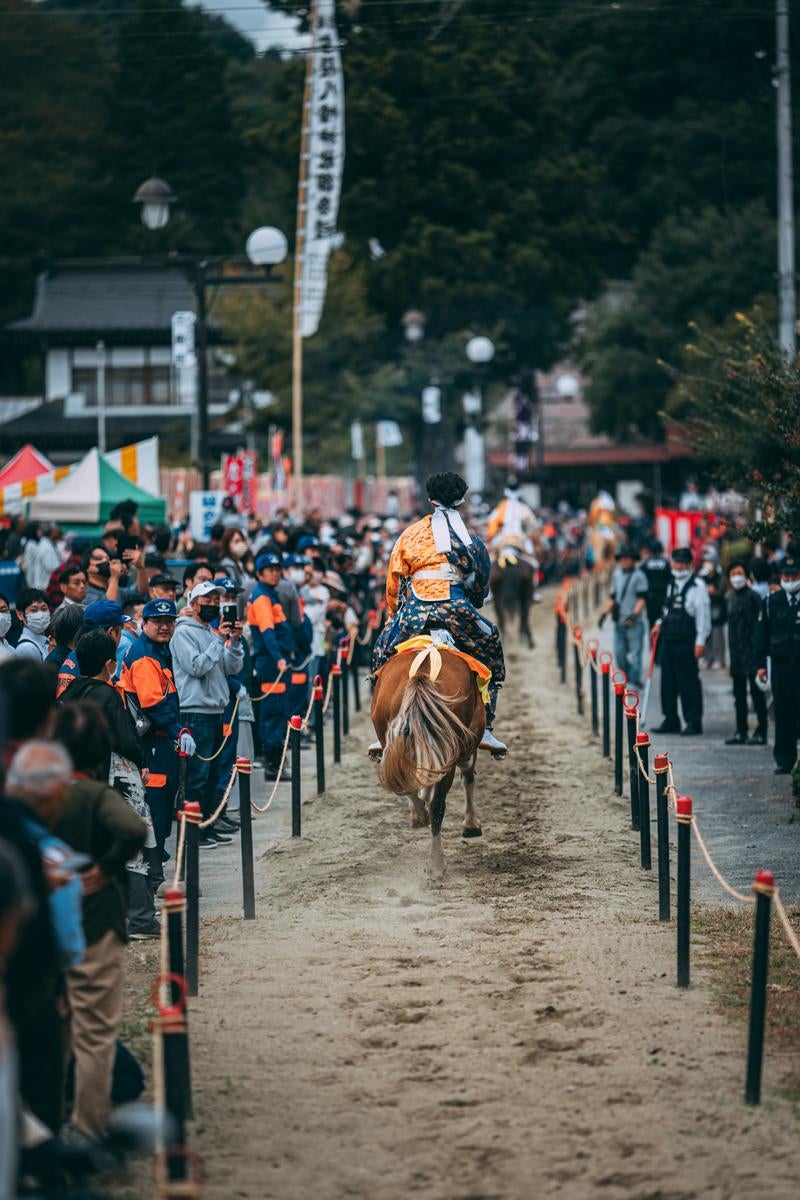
[0,444,53,489]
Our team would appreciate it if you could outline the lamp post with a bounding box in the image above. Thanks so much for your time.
[464,335,494,500]
[132,179,287,487]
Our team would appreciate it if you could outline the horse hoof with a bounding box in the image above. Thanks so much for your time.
[462,826,482,839]
[411,813,430,829]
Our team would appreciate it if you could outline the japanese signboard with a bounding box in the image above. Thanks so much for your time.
[171,311,196,368]
[300,0,345,338]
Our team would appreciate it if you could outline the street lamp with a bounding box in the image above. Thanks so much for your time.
[246,227,289,268]
[131,178,287,486]
[132,177,177,231]
[463,335,494,499]
[402,309,426,344]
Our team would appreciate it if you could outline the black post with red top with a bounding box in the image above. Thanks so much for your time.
[745,869,775,1105]
[332,664,342,765]
[636,731,651,869]
[236,757,255,919]
[163,885,192,1119]
[654,753,671,921]
[290,715,302,838]
[613,676,626,796]
[601,654,612,758]
[182,801,201,997]
[676,795,692,988]
[624,693,640,831]
[313,675,326,795]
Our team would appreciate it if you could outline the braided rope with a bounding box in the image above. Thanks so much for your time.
[321,671,335,714]
[250,722,293,814]
[171,810,188,889]
[773,890,800,963]
[194,694,242,761]
[688,816,754,904]
[198,761,238,830]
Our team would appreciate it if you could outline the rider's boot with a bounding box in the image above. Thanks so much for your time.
[479,727,507,753]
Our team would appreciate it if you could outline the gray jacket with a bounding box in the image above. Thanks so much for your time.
[171,613,245,714]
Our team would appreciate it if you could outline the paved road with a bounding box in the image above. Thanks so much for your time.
[590,624,800,904]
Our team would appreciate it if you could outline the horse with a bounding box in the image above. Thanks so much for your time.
[490,551,534,647]
[371,644,486,878]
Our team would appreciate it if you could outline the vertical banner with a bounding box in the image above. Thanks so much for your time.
[300,0,345,338]
[241,449,258,514]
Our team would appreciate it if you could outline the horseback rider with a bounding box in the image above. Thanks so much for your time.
[371,471,506,753]
[486,476,541,564]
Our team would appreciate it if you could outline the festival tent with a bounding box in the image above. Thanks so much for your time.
[0,436,160,516]
[29,447,166,533]
[0,444,53,488]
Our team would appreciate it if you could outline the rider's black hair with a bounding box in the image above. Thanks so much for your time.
[426,472,468,508]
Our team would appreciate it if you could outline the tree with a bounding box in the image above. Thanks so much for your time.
[581,202,777,440]
[253,0,616,372]
[103,0,246,253]
[0,0,113,315]
[667,311,800,544]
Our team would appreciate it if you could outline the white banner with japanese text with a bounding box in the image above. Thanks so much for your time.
[300,0,345,338]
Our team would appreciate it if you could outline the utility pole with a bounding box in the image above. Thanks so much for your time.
[96,340,107,454]
[776,0,796,355]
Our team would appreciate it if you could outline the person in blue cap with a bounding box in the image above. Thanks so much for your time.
[57,598,129,698]
[282,554,314,725]
[119,598,196,874]
[247,551,297,780]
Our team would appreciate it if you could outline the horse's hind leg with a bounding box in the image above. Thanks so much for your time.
[461,754,481,839]
[409,790,430,829]
[429,780,448,879]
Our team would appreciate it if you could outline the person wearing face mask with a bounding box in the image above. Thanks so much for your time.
[219,527,254,595]
[653,546,710,736]
[699,548,727,670]
[247,553,296,781]
[755,554,800,773]
[598,545,648,688]
[282,554,314,723]
[14,589,52,661]
[171,581,245,844]
[0,595,15,661]
[725,564,767,746]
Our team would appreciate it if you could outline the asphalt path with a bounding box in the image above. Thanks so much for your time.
[591,624,800,904]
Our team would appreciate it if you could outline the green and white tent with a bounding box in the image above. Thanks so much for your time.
[29,447,166,533]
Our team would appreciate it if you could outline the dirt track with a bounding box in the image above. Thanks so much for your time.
[190,630,800,1200]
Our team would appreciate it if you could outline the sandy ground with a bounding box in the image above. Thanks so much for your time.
[187,622,800,1200]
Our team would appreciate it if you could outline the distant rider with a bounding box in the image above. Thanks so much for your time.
[371,471,506,753]
[486,477,541,564]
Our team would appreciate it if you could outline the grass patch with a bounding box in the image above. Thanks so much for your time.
[695,903,800,1106]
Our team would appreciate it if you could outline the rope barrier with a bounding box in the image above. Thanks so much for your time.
[774,890,800,962]
[250,722,293,814]
[557,574,800,966]
[194,694,242,761]
[171,811,188,889]
[198,761,239,831]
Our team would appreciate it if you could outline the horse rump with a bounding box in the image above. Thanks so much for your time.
[378,673,477,796]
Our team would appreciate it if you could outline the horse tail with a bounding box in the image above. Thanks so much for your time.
[378,674,477,796]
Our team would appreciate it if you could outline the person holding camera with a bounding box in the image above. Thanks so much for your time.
[171,581,244,847]
[247,552,296,782]
[82,541,148,606]
[599,546,648,688]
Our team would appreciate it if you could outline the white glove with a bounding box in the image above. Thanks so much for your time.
[179,731,197,757]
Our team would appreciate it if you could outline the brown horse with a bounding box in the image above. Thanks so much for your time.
[490,553,535,647]
[371,645,486,877]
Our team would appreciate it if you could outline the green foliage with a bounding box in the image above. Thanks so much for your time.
[104,0,246,253]
[582,203,777,439]
[668,311,800,544]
